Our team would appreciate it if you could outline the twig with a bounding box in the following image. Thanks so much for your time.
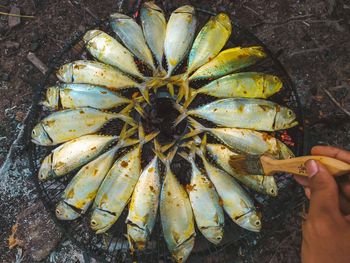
[27,52,48,75]
[251,14,314,27]
[322,87,350,118]
[0,11,35,19]
[289,40,348,57]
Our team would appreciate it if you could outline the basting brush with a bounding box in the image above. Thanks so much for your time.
[228,154,350,177]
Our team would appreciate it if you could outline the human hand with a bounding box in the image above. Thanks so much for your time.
[294,146,350,215]
[294,146,350,263]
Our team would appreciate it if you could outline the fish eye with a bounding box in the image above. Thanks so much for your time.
[270,189,275,195]
[56,209,61,215]
[216,236,222,240]
[91,220,97,226]
[32,130,36,135]
[273,76,279,82]
[287,110,293,116]
[255,220,261,226]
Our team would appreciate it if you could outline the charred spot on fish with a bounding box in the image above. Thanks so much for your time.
[185,184,196,192]
[259,105,270,111]
[167,191,171,196]
[149,186,156,194]
[121,160,129,167]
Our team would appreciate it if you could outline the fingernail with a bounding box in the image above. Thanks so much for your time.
[305,160,318,178]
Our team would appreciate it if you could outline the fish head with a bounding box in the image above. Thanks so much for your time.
[56,201,80,220]
[262,176,278,196]
[43,86,60,109]
[56,63,73,83]
[200,226,224,245]
[127,224,148,252]
[83,30,102,44]
[143,2,163,12]
[90,209,116,234]
[174,5,195,15]
[38,153,54,181]
[171,235,195,263]
[31,123,53,146]
[236,210,262,232]
[274,107,298,130]
[263,75,283,97]
[216,13,232,32]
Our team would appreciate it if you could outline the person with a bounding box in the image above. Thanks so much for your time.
[294,146,350,263]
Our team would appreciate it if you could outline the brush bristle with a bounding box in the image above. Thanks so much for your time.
[228,154,263,175]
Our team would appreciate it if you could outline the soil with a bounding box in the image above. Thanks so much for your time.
[0,0,349,262]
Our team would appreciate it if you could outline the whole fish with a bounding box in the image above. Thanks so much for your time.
[179,151,224,245]
[126,156,160,252]
[42,84,130,110]
[164,5,197,77]
[175,98,298,131]
[38,135,117,181]
[83,30,145,80]
[196,147,262,232]
[56,60,139,90]
[187,13,231,75]
[56,133,138,220]
[189,46,267,81]
[110,13,155,72]
[157,145,195,262]
[140,2,166,73]
[91,127,158,234]
[186,118,292,158]
[190,72,282,99]
[206,142,278,196]
[31,107,134,146]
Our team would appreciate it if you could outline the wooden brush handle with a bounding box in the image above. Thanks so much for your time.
[261,155,350,177]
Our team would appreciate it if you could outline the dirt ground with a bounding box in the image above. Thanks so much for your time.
[0,0,349,262]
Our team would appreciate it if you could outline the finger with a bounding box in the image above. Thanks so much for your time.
[294,175,310,187]
[311,146,350,163]
[339,192,350,215]
[339,176,350,201]
[307,160,341,218]
[304,187,311,199]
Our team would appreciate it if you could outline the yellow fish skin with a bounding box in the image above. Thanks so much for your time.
[83,30,145,80]
[31,108,133,146]
[206,143,278,196]
[187,13,231,75]
[164,5,197,77]
[192,72,282,99]
[189,46,266,81]
[197,148,262,232]
[56,60,139,90]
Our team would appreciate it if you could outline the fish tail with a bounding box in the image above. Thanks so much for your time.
[167,83,175,97]
[173,103,188,127]
[114,113,136,126]
[138,123,159,145]
[153,140,177,168]
[181,117,205,139]
[182,88,197,109]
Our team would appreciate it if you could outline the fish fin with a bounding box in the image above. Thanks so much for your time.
[167,83,175,97]
[114,114,136,126]
[182,79,190,101]
[176,86,184,103]
[138,83,151,105]
[178,151,189,160]
[173,103,188,127]
[200,133,208,155]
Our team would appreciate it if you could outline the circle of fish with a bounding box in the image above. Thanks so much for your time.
[32,3,298,262]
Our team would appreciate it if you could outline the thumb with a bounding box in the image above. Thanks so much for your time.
[306,160,340,217]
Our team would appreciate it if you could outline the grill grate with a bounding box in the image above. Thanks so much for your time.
[27,1,305,262]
